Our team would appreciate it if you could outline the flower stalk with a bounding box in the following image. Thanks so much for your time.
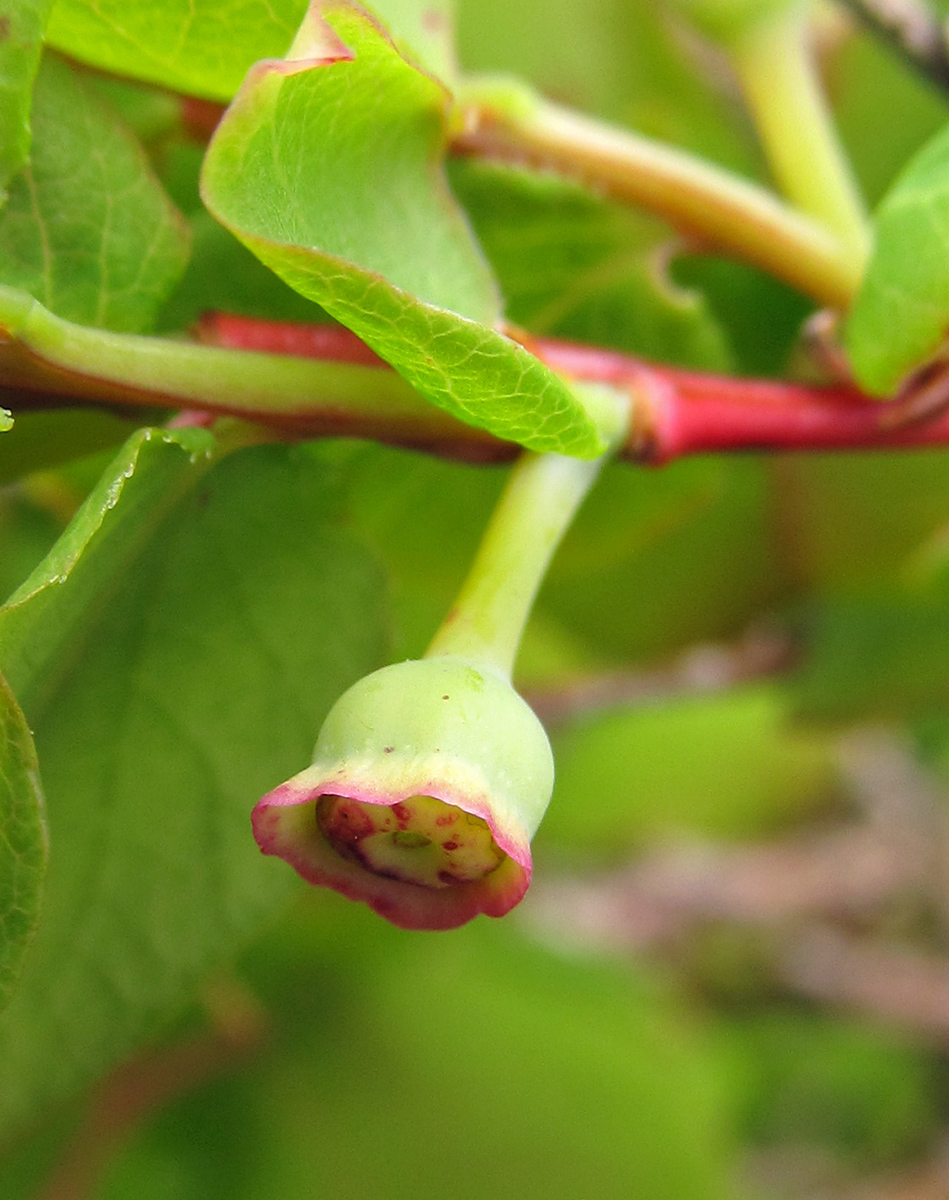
[425,449,605,677]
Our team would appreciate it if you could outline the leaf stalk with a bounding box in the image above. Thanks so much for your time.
[731,3,871,267]
[454,89,862,308]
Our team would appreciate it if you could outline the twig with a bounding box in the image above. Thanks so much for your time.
[837,0,949,93]
[14,306,949,462]
[199,313,949,461]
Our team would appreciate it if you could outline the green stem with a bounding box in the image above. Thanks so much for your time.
[731,3,871,268]
[456,82,861,309]
[425,450,606,678]
[0,286,472,443]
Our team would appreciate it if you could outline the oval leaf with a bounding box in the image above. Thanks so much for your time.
[45,0,455,101]
[0,439,387,1138]
[0,56,190,333]
[846,119,949,395]
[201,1,604,456]
[0,0,53,202]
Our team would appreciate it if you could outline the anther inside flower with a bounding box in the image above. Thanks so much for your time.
[316,793,504,888]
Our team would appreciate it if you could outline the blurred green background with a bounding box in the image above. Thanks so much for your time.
[5,1,949,1198]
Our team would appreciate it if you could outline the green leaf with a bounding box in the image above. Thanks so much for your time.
[46,0,307,102]
[0,0,53,203]
[845,119,949,395]
[451,158,733,370]
[0,426,216,718]
[0,440,387,1139]
[45,0,454,102]
[201,1,604,456]
[0,671,46,1012]
[0,56,190,333]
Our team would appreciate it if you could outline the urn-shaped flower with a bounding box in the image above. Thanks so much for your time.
[252,656,554,930]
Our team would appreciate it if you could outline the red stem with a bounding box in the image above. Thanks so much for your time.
[198,313,949,462]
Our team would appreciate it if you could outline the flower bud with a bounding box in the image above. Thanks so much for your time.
[252,656,554,930]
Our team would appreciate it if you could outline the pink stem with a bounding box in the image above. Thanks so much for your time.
[198,313,949,461]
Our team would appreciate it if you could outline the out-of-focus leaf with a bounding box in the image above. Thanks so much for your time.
[540,685,834,856]
[340,442,505,658]
[46,0,454,100]
[342,448,776,668]
[0,0,53,202]
[542,457,783,662]
[845,119,949,394]
[792,590,949,722]
[0,671,46,1011]
[458,0,760,174]
[451,159,733,370]
[728,1012,937,1166]
[0,495,62,605]
[95,907,740,1200]
[0,440,387,1139]
[0,56,190,333]
[833,29,949,209]
[672,256,810,376]
[201,2,604,456]
[154,212,329,334]
[0,410,141,487]
[787,450,949,728]
[86,75,183,147]
[775,451,949,591]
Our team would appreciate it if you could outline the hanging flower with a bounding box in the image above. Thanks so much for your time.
[252,656,554,930]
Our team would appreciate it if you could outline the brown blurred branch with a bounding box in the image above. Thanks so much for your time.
[778,927,949,1046]
[33,976,266,1200]
[526,731,949,1042]
[524,627,793,726]
[837,1144,949,1200]
[837,0,949,92]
